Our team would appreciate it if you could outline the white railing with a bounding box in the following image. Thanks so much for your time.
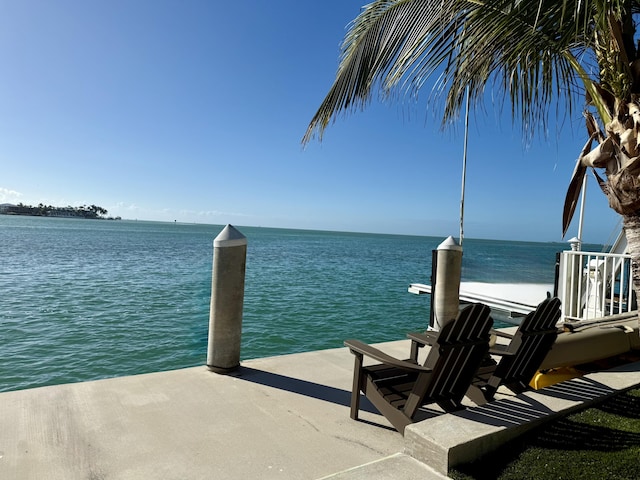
[558,250,635,322]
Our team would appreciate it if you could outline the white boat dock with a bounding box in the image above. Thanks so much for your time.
[409,282,554,317]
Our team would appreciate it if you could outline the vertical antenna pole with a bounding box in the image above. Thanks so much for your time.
[577,174,587,251]
[460,86,470,247]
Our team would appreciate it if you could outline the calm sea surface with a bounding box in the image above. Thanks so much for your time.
[0,216,598,392]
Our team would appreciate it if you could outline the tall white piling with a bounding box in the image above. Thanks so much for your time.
[207,224,247,373]
[432,236,463,330]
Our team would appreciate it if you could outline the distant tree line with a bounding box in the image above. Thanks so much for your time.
[0,203,120,220]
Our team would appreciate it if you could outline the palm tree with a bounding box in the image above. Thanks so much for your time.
[303,0,640,299]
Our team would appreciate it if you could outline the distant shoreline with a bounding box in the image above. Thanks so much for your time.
[0,203,121,220]
[0,212,122,220]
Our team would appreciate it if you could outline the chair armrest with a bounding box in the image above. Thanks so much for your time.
[344,339,433,372]
[406,331,438,346]
[407,331,437,363]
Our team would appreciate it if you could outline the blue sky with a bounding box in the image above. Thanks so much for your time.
[0,0,622,243]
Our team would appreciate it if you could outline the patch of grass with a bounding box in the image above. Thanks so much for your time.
[450,389,640,480]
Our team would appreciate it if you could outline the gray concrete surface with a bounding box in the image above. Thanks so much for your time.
[318,453,449,479]
[0,340,417,480]
[3,338,639,480]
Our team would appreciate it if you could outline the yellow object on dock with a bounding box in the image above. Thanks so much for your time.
[530,367,583,389]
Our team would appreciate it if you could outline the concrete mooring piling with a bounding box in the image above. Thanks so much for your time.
[431,236,463,330]
[207,224,247,374]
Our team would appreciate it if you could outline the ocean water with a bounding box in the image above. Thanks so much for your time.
[0,216,593,393]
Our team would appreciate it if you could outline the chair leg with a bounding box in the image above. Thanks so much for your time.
[350,352,363,420]
[409,340,421,363]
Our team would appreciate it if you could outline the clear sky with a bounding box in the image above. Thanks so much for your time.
[0,0,622,243]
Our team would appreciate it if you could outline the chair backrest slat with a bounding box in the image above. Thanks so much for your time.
[420,303,493,408]
[494,297,561,391]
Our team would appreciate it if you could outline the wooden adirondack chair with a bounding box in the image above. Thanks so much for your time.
[344,303,493,434]
[464,297,562,405]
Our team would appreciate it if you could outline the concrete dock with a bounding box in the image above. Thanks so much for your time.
[0,340,447,479]
[2,338,640,479]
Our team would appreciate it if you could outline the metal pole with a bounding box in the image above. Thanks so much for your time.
[576,174,587,250]
[460,86,470,247]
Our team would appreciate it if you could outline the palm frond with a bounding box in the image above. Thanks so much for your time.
[303,0,640,144]
[303,0,440,143]
[563,134,594,236]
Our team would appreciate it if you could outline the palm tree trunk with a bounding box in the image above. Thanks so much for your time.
[623,214,640,314]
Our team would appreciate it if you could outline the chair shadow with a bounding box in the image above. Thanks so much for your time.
[230,366,382,417]
[597,389,640,419]
[455,377,620,429]
[533,414,640,452]
[226,367,632,434]
[534,376,616,403]
[453,404,640,479]
[452,387,640,479]
[479,389,640,457]
[455,395,556,428]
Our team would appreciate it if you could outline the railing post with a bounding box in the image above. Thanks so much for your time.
[566,239,582,320]
[207,224,247,374]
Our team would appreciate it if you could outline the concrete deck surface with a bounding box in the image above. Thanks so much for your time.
[0,340,448,480]
[3,337,640,480]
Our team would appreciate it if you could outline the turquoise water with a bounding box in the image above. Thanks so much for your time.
[0,216,591,392]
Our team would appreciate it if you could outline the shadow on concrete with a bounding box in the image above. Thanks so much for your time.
[232,366,443,431]
[535,376,615,402]
[454,396,556,429]
[232,366,382,416]
[455,377,617,429]
[452,388,640,480]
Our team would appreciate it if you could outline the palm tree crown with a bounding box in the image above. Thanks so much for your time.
[305,1,639,139]
[305,0,640,297]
